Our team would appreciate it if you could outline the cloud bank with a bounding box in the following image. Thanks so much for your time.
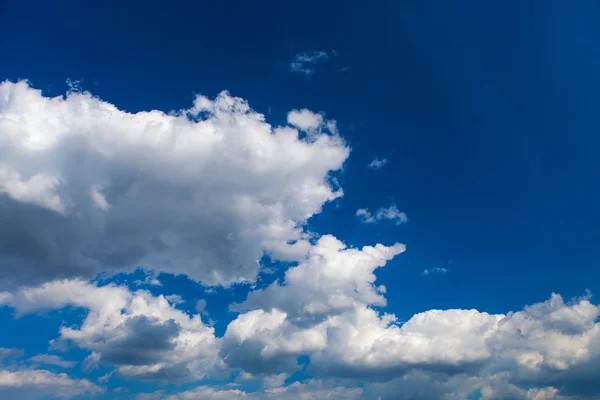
[1,81,598,399]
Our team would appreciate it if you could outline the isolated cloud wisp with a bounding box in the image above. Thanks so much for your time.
[289,51,329,75]
[368,157,388,170]
[356,204,408,225]
[422,267,449,276]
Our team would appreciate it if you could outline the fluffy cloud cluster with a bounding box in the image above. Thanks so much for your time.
[2,81,599,399]
[2,238,600,398]
[0,81,348,287]
[0,280,219,382]
[220,235,600,398]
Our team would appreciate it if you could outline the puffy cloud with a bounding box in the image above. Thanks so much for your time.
[356,204,408,225]
[220,230,600,397]
[0,368,103,399]
[236,235,405,319]
[0,280,219,381]
[368,157,388,170]
[28,354,77,368]
[0,80,348,287]
[223,236,405,373]
[289,51,329,75]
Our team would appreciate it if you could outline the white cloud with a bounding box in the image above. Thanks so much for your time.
[2,80,600,399]
[0,348,24,360]
[195,299,209,317]
[261,373,288,389]
[0,368,103,399]
[289,51,329,75]
[422,267,449,276]
[165,294,184,305]
[139,379,363,400]
[219,233,600,398]
[356,204,408,225]
[287,109,324,132]
[0,80,349,287]
[0,280,220,382]
[28,354,76,368]
[368,157,388,170]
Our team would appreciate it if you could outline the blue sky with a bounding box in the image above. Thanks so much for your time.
[0,1,599,399]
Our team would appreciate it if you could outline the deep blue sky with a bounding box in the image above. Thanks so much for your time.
[1,0,600,397]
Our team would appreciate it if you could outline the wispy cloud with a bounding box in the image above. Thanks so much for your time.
[422,267,449,276]
[290,51,329,75]
[356,204,408,225]
[28,354,77,368]
[368,157,388,170]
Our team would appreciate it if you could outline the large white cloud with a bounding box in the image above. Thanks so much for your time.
[0,80,349,287]
[0,280,220,381]
[220,233,600,397]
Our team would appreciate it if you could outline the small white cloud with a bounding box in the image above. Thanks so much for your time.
[355,208,375,224]
[90,185,110,212]
[422,267,449,276]
[195,299,209,317]
[0,348,24,360]
[166,294,184,305]
[368,157,388,170]
[356,204,408,225]
[289,51,329,75]
[287,109,324,131]
[28,354,77,368]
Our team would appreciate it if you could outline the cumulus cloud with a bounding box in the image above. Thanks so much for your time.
[2,241,600,397]
[2,80,599,399]
[0,280,219,381]
[289,51,329,75]
[0,80,348,287]
[368,157,388,170]
[356,204,408,225]
[0,368,103,399]
[220,232,600,397]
